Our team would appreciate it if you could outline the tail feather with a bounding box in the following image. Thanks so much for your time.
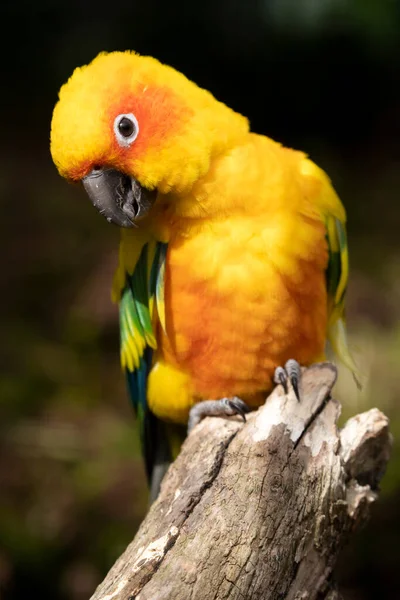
[328,317,362,389]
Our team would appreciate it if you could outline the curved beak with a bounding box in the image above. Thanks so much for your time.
[82,168,157,227]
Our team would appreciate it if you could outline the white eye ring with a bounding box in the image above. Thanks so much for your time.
[113,113,139,148]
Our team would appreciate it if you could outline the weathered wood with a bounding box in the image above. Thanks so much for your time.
[90,363,391,600]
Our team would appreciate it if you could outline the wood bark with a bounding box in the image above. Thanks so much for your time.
[90,363,391,600]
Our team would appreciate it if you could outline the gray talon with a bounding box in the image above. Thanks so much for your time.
[285,359,301,401]
[273,359,302,401]
[290,372,300,402]
[274,366,288,394]
[188,396,250,434]
[225,397,251,422]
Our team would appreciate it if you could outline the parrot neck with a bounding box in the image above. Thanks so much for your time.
[146,195,208,242]
[149,139,250,237]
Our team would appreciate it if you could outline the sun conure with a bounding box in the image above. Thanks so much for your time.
[50,51,359,497]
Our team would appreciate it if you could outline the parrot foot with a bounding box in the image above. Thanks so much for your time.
[273,359,302,401]
[188,397,250,434]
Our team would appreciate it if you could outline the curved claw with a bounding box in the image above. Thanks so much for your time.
[224,397,251,422]
[285,359,301,402]
[274,367,288,395]
[290,374,300,402]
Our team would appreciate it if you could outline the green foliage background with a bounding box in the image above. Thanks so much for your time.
[0,1,399,598]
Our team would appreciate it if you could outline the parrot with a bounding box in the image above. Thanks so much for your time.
[50,51,359,498]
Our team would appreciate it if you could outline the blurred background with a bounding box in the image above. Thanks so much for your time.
[0,1,399,598]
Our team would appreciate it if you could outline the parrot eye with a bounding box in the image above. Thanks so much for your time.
[118,117,134,137]
[113,113,139,148]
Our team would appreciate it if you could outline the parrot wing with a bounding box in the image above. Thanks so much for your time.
[115,236,168,480]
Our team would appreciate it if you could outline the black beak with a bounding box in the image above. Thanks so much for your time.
[82,168,157,227]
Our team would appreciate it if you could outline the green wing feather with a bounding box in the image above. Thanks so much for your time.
[154,243,167,334]
[119,242,166,372]
[118,240,169,479]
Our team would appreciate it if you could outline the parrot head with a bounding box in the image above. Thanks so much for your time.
[50,51,248,227]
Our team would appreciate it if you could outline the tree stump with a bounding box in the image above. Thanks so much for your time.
[90,363,391,600]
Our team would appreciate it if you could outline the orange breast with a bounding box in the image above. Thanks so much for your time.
[159,213,328,405]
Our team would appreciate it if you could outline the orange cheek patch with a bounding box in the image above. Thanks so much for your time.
[109,85,193,160]
[67,87,192,181]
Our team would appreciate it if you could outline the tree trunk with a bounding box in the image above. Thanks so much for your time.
[90,363,391,600]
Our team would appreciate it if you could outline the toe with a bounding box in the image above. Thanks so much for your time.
[285,359,301,402]
[290,374,300,402]
[188,397,250,433]
[274,366,288,394]
[223,397,250,422]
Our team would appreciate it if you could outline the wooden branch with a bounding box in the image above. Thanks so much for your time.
[90,363,391,600]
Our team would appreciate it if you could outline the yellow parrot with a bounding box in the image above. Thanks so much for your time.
[50,51,358,496]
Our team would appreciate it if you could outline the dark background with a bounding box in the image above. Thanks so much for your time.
[1,1,400,599]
